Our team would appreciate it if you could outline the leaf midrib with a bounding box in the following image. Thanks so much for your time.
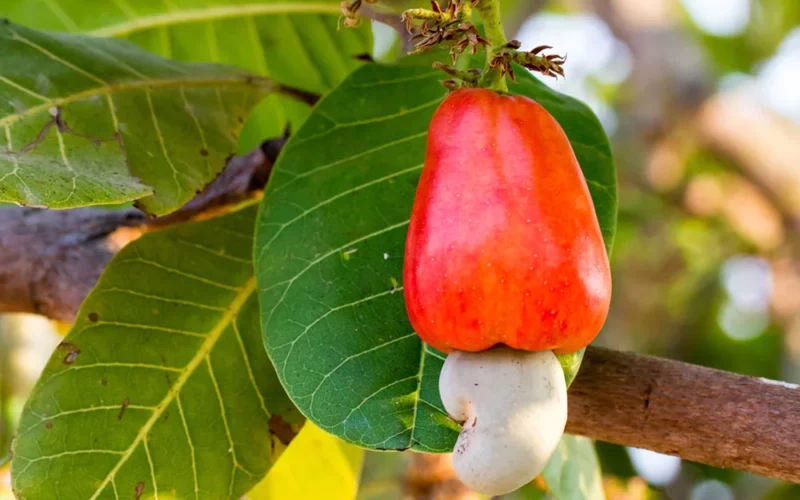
[0,76,274,129]
[88,277,256,499]
[89,3,342,37]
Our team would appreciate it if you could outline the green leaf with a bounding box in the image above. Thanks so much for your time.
[255,63,617,452]
[540,436,605,500]
[246,423,365,499]
[0,21,282,215]
[507,436,605,500]
[11,205,302,499]
[558,348,586,388]
[1,0,373,151]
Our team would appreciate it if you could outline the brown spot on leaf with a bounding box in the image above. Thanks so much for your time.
[269,415,298,445]
[101,379,108,386]
[118,398,129,421]
[199,148,209,157]
[88,312,99,322]
[45,422,53,429]
[135,482,145,499]
[58,341,81,364]
[63,348,81,364]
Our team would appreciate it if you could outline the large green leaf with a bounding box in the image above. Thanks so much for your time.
[0,21,282,215]
[255,63,617,452]
[11,204,303,499]
[1,1,373,151]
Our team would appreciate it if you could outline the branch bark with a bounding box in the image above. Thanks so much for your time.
[0,207,144,321]
[568,346,800,483]
[0,138,281,321]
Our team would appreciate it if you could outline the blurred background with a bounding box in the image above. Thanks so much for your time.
[2,0,800,498]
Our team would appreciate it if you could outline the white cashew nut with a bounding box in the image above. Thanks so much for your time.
[439,346,568,495]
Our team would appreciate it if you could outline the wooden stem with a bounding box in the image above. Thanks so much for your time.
[0,139,281,321]
[568,346,800,483]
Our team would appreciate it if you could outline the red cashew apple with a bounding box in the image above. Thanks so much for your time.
[403,88,612,495]
[404,88,611,355]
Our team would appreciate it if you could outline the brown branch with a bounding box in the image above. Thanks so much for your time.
[0,137,284,321]
[0,207,143,321]
[568,346,800,483]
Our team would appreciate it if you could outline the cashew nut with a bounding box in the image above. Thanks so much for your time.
[439,346,567,495]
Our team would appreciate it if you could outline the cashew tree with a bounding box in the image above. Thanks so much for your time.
[2,1,798,499]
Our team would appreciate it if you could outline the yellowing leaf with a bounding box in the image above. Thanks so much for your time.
[247,423,365,500]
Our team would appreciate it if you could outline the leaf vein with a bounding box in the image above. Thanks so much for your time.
[97,287,228,311]
[205,356,239,499]
[306,331,416,414]
[0,75,272,129]
[17,449,124,464]
[260,220,410,328]
[120,254,241,291]
[143,437,158,499]
[175,238,251,264]
[176,396,200,500]
[407,343,427,447]
[0,76,50,102]
[260,164,422,260]
[231,317,272,419]
[90,3,343,38]
[8,29,107,85]
[82,320,207,339]
[145,88,183,199]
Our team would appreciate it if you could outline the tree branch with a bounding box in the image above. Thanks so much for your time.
[0,137,283,321]
[568,346,800,483]
[0,207,143,321]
